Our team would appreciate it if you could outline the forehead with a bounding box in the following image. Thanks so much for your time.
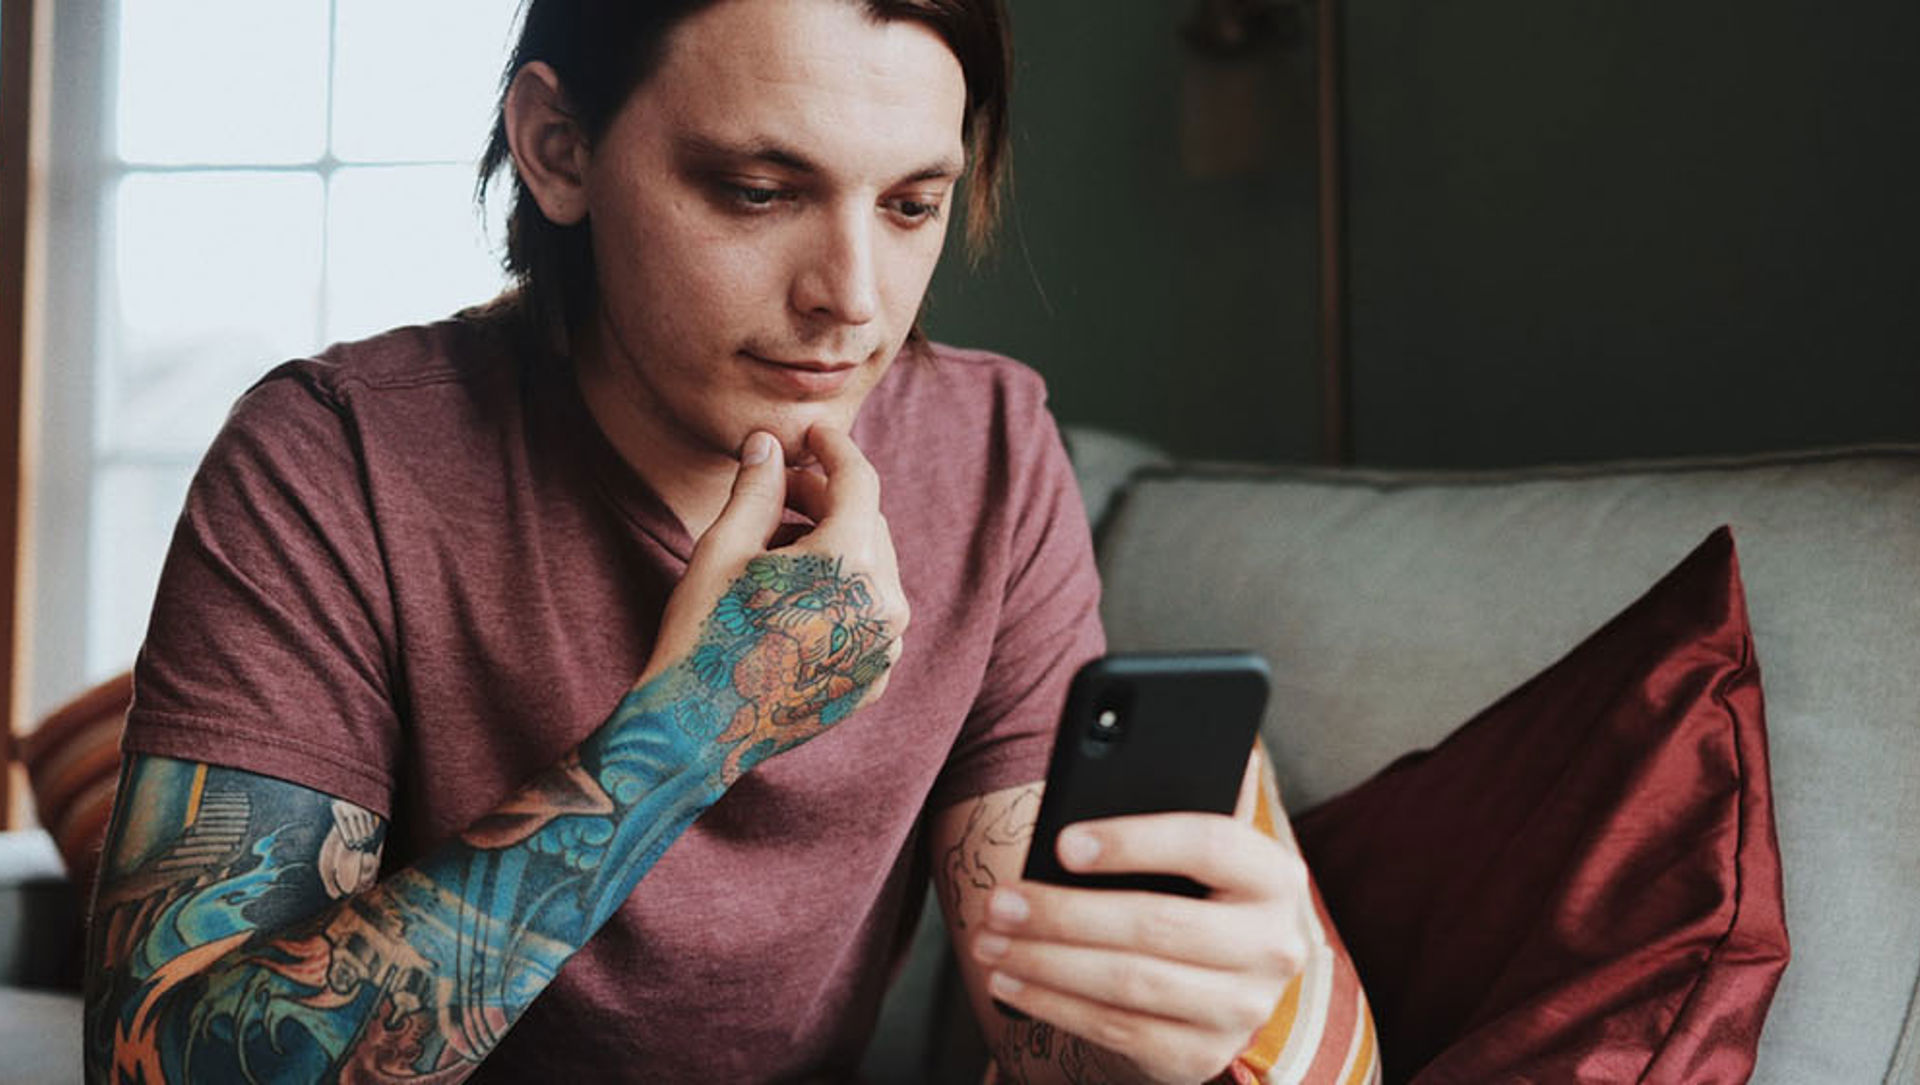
[631,0,968,173]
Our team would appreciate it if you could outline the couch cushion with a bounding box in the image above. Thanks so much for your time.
[1293,528,1785,1082]
[0,986,83,1084]
[1094,446,1920,1084]
[0,829,83,991]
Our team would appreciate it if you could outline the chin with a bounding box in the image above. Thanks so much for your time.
[734,398,868,464]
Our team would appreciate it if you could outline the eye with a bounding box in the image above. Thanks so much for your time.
[718,180,795,212]
[885,195,945,225]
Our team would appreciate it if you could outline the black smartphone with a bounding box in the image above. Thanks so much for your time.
[1020,651,1271,898]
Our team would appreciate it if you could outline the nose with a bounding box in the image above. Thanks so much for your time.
[790,206,879,327]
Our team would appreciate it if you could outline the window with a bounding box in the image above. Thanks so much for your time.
[32,0,521,715]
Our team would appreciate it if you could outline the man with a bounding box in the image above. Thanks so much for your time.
[84,1,1324,1081]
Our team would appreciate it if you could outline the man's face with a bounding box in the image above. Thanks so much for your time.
[578,0,968,462]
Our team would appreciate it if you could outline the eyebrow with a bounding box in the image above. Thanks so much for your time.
[674,134,964,185]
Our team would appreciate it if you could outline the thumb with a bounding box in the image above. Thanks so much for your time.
[689,431,787,575]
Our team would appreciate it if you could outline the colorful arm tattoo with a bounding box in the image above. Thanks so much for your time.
[86,554,892,1084]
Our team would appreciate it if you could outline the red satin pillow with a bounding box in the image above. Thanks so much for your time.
[1293,527,1788,1084]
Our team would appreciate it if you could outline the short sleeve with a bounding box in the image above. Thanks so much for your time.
[927,394,1105,810]
[123,366,402,815]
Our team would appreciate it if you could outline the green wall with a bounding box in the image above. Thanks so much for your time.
[923,2,1324,463]
[1344,0,1920,466]
[935,1,1919,468]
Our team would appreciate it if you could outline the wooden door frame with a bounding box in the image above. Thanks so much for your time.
[1,0,47,826]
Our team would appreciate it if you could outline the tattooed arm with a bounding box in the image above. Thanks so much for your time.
[86,428,909,1083]
[933,784,1140,1085]
[930,753,1317,1085]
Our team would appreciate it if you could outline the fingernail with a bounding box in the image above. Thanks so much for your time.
[988,889,1029,926]
[1060,829,1100,869]
[741,431,774,465]
[989,971,1024,998]
[974,933,1010,961]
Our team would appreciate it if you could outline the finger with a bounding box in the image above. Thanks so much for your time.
[858,633,904,703]
[1053,814,1302,902]
[980,884,1259,971]
[872,512,908,637]
[803,426,882,534]
[784,465,832,523]
[973,932,1276,1035]
[690,431,787,568]
[875,511,901,575]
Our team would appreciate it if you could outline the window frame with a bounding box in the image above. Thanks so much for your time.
[27,0,515,728]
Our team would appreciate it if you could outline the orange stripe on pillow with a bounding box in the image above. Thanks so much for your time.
[1229,741,1380,1085]
[1296,954,1359,1082]
[1340,1002,1379,1085]
[50,773,117,844]
[54,777,118,898]
[30,737,121,813]
[1244,973,1305,1068]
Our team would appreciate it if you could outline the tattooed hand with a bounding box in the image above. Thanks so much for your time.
[641,426,908,779]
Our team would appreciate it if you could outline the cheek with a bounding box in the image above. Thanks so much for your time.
[882,233,948,320]
[599,215,770,354]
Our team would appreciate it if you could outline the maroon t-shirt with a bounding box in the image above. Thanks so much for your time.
[122,312,1105,1080]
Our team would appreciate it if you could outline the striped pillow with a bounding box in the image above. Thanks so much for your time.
[1227,742,1380,1085]
[20,671,133,903]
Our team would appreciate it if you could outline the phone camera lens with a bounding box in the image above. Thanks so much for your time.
[1091,707,1122,740]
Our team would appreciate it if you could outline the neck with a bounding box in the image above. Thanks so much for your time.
[572,325,736,543]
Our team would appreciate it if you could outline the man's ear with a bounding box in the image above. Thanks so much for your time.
[505,61,591,227]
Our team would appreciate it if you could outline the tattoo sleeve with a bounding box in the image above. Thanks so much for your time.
[86,554,892,1084]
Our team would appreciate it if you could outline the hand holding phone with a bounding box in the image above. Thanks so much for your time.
[972,654,1310,1078]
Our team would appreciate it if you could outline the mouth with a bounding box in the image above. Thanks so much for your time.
[746,353,860,371]
[741,351,864,397]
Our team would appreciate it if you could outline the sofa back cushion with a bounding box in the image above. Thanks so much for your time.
[1093,447,1920,1085]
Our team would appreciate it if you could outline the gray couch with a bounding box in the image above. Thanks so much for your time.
[0,828,83,1083]
[1066,433,1920,1085]
[9,438,1919,1084]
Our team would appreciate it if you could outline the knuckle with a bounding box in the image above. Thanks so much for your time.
[1235,990,1277,1032]
[1256,928,1306,978]
[1135,902,1185,956]
[1169,1042,1232,1085]
[1113,962,1160,1010]
[1094,1014,1140,1053]
[1283,934,1316,976]
[732,471,783,502]
[1196,818,1238,870]
[1273,851,1310,893]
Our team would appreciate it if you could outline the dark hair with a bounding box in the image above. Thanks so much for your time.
[477,0,1012,347]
